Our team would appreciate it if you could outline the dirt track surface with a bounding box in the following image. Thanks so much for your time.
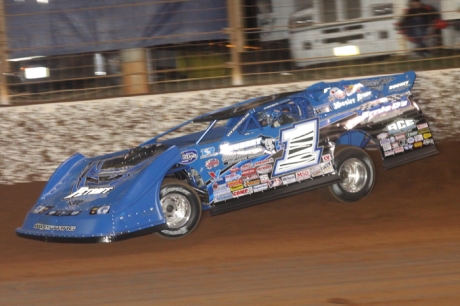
[1,142,460,305]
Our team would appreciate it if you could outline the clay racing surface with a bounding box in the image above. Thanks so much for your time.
[1,142,459,305]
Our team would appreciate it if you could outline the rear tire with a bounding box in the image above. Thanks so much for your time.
[327,146,375,203]
[156,179,201,239]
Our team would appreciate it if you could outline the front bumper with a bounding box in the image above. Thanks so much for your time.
[16,207,167,243]
[16,223,167,243]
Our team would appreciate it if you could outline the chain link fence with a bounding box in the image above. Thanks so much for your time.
[1,0,460,105]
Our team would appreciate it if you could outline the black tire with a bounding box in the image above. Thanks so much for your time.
[156,178,201,239]
[327,145,375,203]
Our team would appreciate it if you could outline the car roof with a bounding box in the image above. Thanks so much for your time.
[193,90,303,122]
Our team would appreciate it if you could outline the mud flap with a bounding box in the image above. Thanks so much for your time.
[382,145,439,170]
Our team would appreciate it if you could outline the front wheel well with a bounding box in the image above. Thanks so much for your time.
[164,166,208,203]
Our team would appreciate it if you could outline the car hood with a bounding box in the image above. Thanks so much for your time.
[36,143,170,212]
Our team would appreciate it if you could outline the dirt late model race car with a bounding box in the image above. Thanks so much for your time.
[17,71,438,243]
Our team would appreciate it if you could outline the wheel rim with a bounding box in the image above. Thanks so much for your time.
[338,158,368,193]
[160,193,191,229]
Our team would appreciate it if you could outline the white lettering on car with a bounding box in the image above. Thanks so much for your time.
[64,187,114,199]
[273,119,322,176]
[389,81,409,90]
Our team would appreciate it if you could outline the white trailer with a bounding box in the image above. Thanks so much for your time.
[288,0,412,67]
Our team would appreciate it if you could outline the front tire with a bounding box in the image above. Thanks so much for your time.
[327,146,375,203]
[156,179,201,239]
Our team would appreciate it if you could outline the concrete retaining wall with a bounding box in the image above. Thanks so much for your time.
[1,69,459,185]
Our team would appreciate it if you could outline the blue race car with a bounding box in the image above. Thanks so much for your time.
[16,71,438,242]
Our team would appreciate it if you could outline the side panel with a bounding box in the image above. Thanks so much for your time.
[207,117,336,206]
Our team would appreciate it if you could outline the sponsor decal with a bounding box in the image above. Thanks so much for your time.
[230,167,239,173]
[227,179,243,188]
[414,141,423,148]
[270,178,283,187]
[243,174,259,182]
[253,183,269,192]
[259,174,270,183]
[257,164,273,174]
[213,182,229,191]
[220,138,265,164]
[209,170,223,182]
[394,147,404,154]
[387,119,416,133]
[423,139,434,145]
[232,187,253,197]
[414,134,423,142]
[221,138,262,153]
[310,165,323,177]
[214,192,233,202]
[384,150,395,156]
[64,187,113,199]
[377,133,389,140]
[361,100,409,119]
[43,209,79,217]
[382,143,392,151]
[404,144,414,150]
[254,158,274,167]
[222,152,264,165]
[357,91,372,102]
[33,223,76,232]
[390,136,396,143]
[322,154,332,162]
[230,184,244,192]
[89,206,111,215]
[205,158,219,169]
[296,169,311,181]
[423,132,432,139]
[418,128,430,134]
[213,188,233,202]
[225,173,241,182]
[213,187,232,196]
[388,80,409,90]
[395,133,406,141]
[240,162,254,171]
[380,139,390,145]
[227,113,250,136]
[281,174,296,185]
[417,123,428,130]
[406,131,418,138]
[333,98,356,110]
[273,119,322,176]
[180,149,198,165]
[360,76,395,91]
[407,137,415,144]
[392,142,400,149]
[245,179,261,187]
[33,206,53,214]
[200,147,218,159]
[241,168,257,177]
[321,161,335,174]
